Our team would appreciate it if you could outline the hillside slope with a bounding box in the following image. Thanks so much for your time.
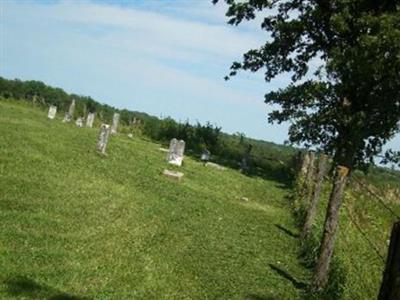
[0,100,309,299]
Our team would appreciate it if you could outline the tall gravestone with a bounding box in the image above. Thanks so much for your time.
[111,113,120,134]
[86,113,95,128]
[63,99,76,123]
[47,105,57,119]
[97,124,110,154]
[167,138,185,166]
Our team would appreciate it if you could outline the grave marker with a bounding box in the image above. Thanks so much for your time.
[201,149,211,162]
[86,113,95,128]
[163,169,184,181]
[167,138,185,166]
[97,124,110,154]
[111,113,120,134]
[75,117,84,127]
[47,105,57,119]
[63,99,76,123]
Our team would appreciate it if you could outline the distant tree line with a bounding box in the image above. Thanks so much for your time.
[0,76,296,178]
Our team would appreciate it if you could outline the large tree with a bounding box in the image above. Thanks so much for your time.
[215,0,400,290]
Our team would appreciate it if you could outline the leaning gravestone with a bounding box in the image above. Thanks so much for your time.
[111,113,120,134]
[97,124,111,155]
[167,138,185,166]
[75,117,84,127]
[86,112,95,128]
[63,99,76,123]
[47,105,57,119]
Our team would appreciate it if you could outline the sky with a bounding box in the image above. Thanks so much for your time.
[1,0,399,155]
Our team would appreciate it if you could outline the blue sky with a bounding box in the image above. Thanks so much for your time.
[1,0,399,155]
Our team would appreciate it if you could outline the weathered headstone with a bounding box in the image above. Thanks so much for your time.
[75,117,84,127]
[63,99,76,123]
[166,138,185,166]
[86,112,95,128]
[163,169,184,181]
[111,113,120,134]
[97,124,111,155]
[201,149,211,162]
[47,105,57,119]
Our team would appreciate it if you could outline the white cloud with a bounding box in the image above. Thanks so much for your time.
[0,0,290,143]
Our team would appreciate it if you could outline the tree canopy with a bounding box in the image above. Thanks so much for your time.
[215,0,400,170]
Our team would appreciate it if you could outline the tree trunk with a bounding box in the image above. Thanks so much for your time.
[302,154,328,238]
[312,165,349,290]
[300,152,311,179]
[378,221,400,300]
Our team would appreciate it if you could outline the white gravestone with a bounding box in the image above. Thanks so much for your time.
[75,117,84,127]
[111,113,120,134]
[47,105,57,119]
[86,113,95,128]
[63,99,76,123]
[201,149,211,162]
[167,138,185,166]
[97,124,111,154]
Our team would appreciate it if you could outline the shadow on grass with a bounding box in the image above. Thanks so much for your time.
[4,276,90,300]
[274,224,300,238]
[268,264,308,290]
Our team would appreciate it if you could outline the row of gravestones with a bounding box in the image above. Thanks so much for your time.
[48,100,120,132]
[47,100,120,154]
[48,100,247,180]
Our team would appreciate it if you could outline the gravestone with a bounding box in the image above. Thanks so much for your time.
[167,138,185,166]
[47,105,57,119]
[75,117,84,127]
[97,124,111,154]
[163,169,184,181]
[111,113,120,134]
[63,99,76,123]
[86,113,95,128]
[201,149,211,162]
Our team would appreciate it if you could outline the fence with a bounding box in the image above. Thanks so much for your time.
[292,152,400,298]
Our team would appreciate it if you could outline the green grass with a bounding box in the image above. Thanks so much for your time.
[296,171,400,300]
[0,100,309,299]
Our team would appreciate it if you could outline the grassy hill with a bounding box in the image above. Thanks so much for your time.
[0,100,309,299]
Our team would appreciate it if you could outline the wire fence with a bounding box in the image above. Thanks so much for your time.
[288,152,400,264]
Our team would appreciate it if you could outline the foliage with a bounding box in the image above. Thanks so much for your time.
[215,0,400,170]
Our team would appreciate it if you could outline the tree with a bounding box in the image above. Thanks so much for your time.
[215,0,400,290]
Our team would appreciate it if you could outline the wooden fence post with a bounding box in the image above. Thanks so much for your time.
[302,154,328,238]
[312,165,349,290]
[302,151,315,199]
[378,221,400,300]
